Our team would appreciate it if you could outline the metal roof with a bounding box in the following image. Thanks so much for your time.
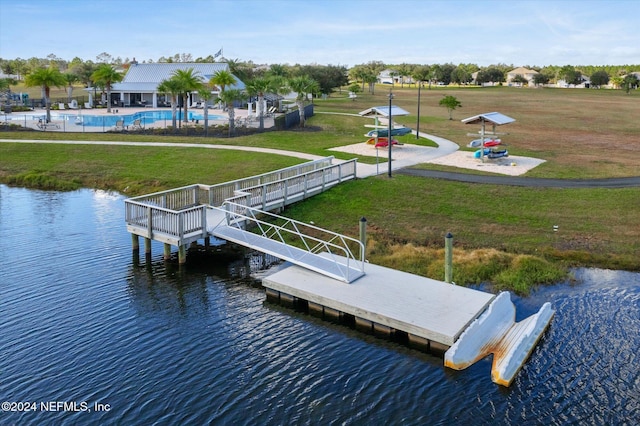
[461,112,515,125]
[109,62,245,93]
[359,105,410,117]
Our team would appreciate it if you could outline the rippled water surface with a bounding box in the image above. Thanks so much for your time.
[0,185,638,425]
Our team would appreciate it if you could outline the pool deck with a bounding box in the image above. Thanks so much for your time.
[2,106,275,132]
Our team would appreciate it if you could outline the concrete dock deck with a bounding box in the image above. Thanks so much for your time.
[263,254,495,347]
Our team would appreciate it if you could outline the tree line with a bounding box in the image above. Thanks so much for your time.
[348,61,640,91]
[1,52,639,124]
[2,52,638,89]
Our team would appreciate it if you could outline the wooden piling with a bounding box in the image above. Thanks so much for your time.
[178,245,186,264]
[131,234,139,252]
[144,237,152,255]
[163,243,171,260]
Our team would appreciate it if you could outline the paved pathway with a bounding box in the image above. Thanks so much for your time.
[397,169,640,188]
[2,137,639,188]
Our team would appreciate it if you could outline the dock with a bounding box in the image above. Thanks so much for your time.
[262,254,554,387]
[263,254,495,348]
[125,157,554,387]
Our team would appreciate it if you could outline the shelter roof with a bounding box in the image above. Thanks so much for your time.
[109,62,245,92]
[359,105,410,117]
[508,67,539,75]
[461,112,515,126]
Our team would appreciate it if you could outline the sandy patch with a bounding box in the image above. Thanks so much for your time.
[429,151,546,176]
[329,141,545,177]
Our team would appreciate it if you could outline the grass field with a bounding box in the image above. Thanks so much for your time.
[1,85,638,292]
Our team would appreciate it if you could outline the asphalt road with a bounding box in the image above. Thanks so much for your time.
[397,168,640,188]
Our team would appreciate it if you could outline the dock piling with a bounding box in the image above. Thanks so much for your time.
[445,232,453,283]
[131,234,139,252]
[359,217,367,255]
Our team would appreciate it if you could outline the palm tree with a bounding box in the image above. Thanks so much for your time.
[218,88,245,136]
[25,66,66,122]
[173,68,203,123]
[245,77,275,132]
[287,75,317,128]
[62,72,78,103]
[197,87,215,136]
[90,64,123,113]
[157,77,182,129]
[209,70,236,93]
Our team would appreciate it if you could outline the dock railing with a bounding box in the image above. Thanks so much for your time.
[212,201,365,282]
[205,156,341,207]
[124,157,357,248]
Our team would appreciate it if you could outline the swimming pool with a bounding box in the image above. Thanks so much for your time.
[60,110,225,127]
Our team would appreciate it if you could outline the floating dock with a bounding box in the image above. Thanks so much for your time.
[263,254,554,387]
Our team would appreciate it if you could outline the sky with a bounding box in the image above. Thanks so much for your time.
[0,0,637,68]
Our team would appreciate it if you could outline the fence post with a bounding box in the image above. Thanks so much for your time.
[445,232,453,284]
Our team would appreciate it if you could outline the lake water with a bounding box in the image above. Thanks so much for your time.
[0,185,638,425]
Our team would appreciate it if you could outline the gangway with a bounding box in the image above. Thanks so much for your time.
[208,202,365,283]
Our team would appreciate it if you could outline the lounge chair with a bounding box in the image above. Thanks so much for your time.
[130,119,142,130]
[113,120,125,132]
[68,100,78,109]
[58,103,65,110]
[84,102,93,109]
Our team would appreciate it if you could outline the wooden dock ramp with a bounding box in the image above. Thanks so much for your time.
[263,253,554,387]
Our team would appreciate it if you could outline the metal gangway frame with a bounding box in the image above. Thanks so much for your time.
[209,201,365,283]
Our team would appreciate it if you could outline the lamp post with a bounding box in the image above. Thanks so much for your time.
[387,90,393,178]
[416,81,421,140]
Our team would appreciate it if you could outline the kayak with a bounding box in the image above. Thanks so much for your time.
[487,149,509,159]
[374,139,400,148]
[366,127,412,137]
[474,148,509,159]
[367,137,389,144]
[468,138,501,148]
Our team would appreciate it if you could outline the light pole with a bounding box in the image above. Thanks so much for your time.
[416,81,421,140]
[387,90,393,178]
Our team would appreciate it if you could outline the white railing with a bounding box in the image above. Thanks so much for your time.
[206,157,337,207]
[124,157,357,248]
[125,202,207,239]
[213,201,365,282]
